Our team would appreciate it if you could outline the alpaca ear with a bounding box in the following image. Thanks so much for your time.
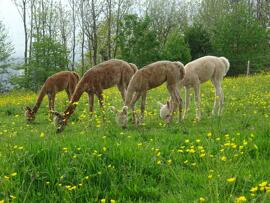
[109,106,117,113]
[24,106,31,111]
[157,102,164,107]
[122,106,128,114]
[166,101,171,109]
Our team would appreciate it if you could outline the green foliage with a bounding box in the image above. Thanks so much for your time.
[162,30,191,64]
[185,24,212,60]
[117,15,161,67]
[18,36,69,90]
[0,20,13,72]
[212,3,270,75]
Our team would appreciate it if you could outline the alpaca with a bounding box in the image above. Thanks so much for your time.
[159,56,230,122]
[52,59,138,132]
[24,71,80,122]
[111,61,185,128]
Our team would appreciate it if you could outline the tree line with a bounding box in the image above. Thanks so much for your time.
[0,0,269,91]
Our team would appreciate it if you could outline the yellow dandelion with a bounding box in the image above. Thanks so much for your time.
[208,174,213,179]
[110,199,116,203]
[259,181,267,187]
[220,156,227,161]
[250,186,258,193]
[235,196,246,203]
[0,200,4,203]
[227,177,236,183]
[101,199,106,203]
[10,172,17,177]
[199,197,206,202]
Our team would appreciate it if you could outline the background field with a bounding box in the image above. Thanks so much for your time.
[0,74,270,203]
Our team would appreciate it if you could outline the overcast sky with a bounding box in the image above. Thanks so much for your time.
[0,0,25,58]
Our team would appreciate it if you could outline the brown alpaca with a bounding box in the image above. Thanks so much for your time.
[52,59,138,132]
[24,71,80,122]
[159,56,230,121]
[111,61,185,128]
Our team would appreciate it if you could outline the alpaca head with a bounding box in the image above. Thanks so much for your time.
[110,106,129,128]
[24,106,35,122]
[158,100,174,124]
[51,111,67,133]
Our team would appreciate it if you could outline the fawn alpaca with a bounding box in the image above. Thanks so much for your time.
[52,59,137,132]
[111,61,185,128]
[159,56,230,122]
[24,71,80,122]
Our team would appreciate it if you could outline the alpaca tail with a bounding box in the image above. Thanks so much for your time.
[72,71,80,83]
[32,84,47,113]
[174,61,185,80]
[129,63,138,73]
[219,57,230,76]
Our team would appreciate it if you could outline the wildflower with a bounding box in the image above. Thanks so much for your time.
[220,156,227,161]
[199,197,206,202]
[207,132,212,137]
[0,200,4,203]
[259,181,267,187]
[208,174,213,179]
[250,186,258,193]
[235,196,246,203]
[9,195,16,200]
[167,159,172,165]
[157,160,161,165]
[101,199,106,203]
[40,132,45,138]
[227,177,236,183]
[10,172,17,177]
[200,153,206,158]
[110,199,116,203]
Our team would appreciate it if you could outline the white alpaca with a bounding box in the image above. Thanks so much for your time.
[159,56,230,122]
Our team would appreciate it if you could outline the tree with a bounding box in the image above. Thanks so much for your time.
[22,36,69,90]
[162,30,191,64]
[212,2,270,74]
[0,20,14,72]
[185,23,212,60]
[117,15,161,67]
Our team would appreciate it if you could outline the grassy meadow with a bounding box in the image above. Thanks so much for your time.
[0,73,270,203]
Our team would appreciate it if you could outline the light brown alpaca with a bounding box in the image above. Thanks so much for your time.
[111,61,185,128]
[24,71,80,122]
[159,56,230,121]
[52,59,138,132]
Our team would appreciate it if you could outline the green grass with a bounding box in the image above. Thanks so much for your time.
[0,74,270,203]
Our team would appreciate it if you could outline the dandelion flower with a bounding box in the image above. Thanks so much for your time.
[227,177,236,183]
[199,197,206,202]
[235,196,246,203]
[101,199,106,203]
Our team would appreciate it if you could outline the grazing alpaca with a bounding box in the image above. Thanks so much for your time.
[111,61,185,128]
[159,56,230,122]
[24,71,80,122]
[52,59,137,132]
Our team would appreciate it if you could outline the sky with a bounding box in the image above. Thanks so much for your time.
[0,0,25,58]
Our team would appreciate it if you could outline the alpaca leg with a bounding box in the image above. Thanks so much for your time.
[117,84,126,102]
[87,92,94,114]
[194,85,201,120]
[174,88,183,122]
[48,93,55,119]
[211,80,222,116]
[218,87,224,116]
[167,85,182,122]
[129,92,141,124]
[66,89,71,101]
[183,87,190,119]
[140,92,147,123]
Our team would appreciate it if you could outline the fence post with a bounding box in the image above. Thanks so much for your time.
[246,60,250,76]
